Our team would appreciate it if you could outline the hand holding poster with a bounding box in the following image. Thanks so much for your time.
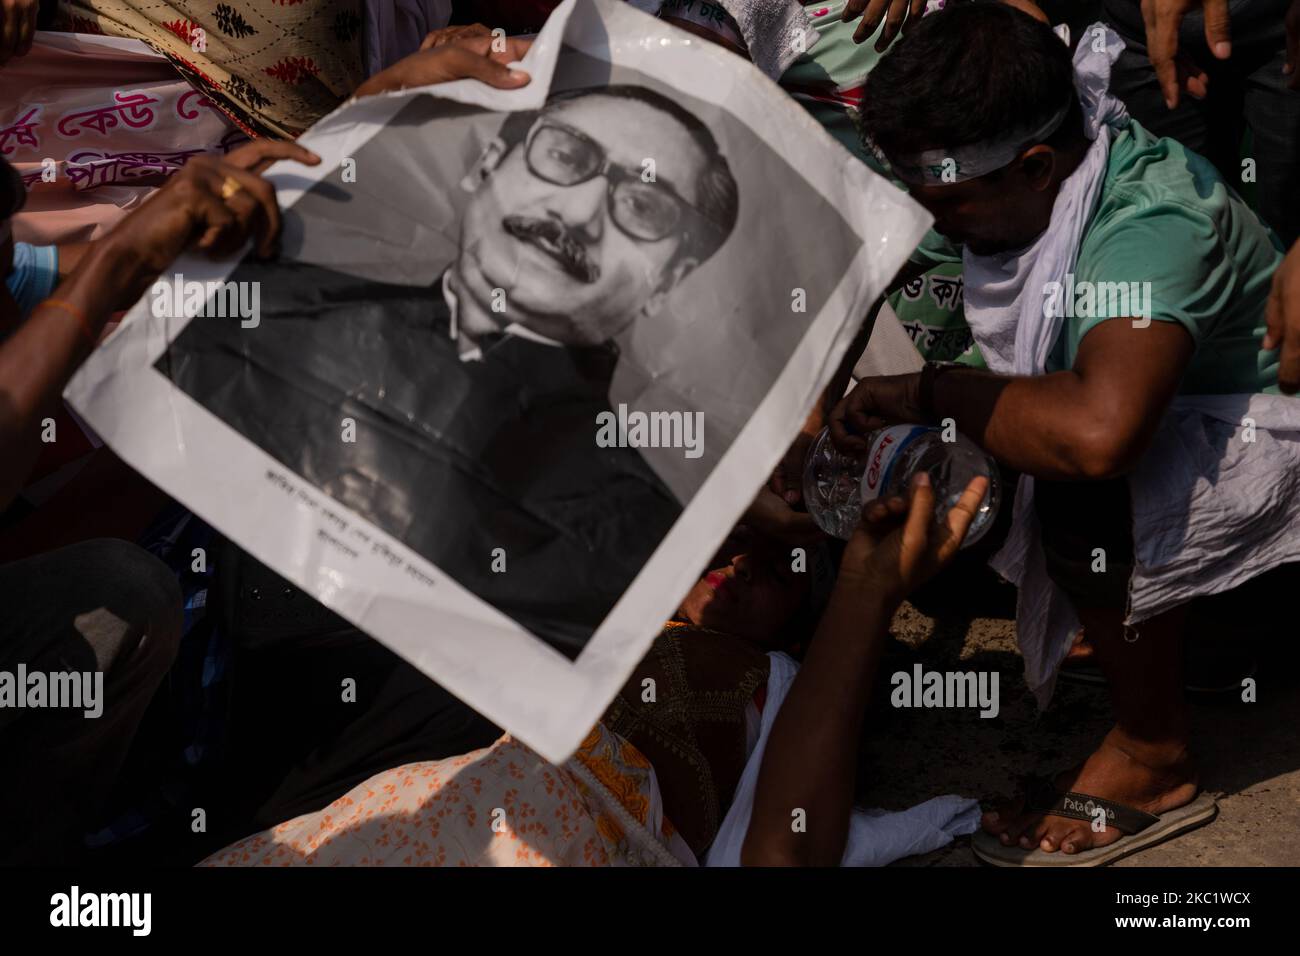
[65,0,930,763]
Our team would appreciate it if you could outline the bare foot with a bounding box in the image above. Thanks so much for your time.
[980,728,1198,855]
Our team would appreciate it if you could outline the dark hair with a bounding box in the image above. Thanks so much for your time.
[498,84,740,264]
[0,157,26,222]
[862,2,1083,170]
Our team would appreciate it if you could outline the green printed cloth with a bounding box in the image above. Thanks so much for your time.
[780,1,982,367]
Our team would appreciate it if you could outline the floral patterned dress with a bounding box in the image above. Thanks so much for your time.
[200,723,699,867]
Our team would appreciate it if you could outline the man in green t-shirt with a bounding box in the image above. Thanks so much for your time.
[828,2,1295,865]
[905,112,1283,392]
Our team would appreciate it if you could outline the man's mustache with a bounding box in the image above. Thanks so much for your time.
[503,215,600,284]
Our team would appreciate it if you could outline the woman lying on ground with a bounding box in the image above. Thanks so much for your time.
[201,471,987,867]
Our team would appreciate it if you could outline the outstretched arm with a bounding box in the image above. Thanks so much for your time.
[741,472,987,866]
[830,317,1193,480]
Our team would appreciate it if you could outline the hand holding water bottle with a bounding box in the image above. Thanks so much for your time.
[819,367,1000,548]
[828,371,927,454]
[839,471,989,605]
[804,424,1000,547]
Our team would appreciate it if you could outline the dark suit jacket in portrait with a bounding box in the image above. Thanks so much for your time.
[157,258,684,657]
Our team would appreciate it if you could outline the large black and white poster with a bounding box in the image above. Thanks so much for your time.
[66,0,930,761]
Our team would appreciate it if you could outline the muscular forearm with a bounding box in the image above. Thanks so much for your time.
[920,318,1192,480]
[930,365,1150,480]
[741,579,893,866]
[0,241,139,510]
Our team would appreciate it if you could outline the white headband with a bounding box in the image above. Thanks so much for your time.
[880,19,1075,186]
[883,98,1072,186]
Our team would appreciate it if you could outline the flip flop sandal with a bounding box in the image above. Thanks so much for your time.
[971,778,1218,867]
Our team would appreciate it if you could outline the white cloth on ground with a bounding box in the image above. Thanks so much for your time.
[704,652,981,867]
[960,24,1300,707]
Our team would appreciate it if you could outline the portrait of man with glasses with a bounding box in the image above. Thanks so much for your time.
[156,82,741,656]
[448,85,739,354]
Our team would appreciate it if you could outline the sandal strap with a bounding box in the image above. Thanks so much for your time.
[1025,779,1160,835]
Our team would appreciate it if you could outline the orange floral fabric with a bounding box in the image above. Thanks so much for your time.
[200,725,696,867]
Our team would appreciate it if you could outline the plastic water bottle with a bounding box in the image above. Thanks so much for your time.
[802,425,1000,546]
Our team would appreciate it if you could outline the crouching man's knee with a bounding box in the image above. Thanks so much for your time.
[1034,477,1134,610]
